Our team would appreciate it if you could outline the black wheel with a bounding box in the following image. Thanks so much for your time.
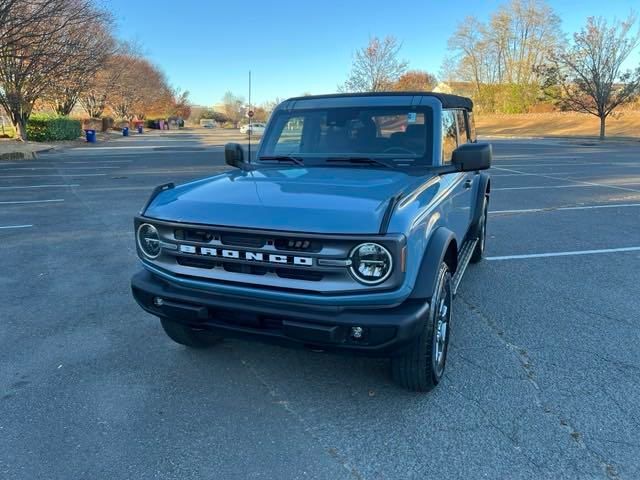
[470,195,488,263]
[160,318,221,348]
[391,262,453,392]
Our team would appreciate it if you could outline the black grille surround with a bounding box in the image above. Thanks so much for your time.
[135,216,405,295]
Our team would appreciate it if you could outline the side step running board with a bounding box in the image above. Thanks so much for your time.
[452,238,478,296]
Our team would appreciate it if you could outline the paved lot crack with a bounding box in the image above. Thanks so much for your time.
[233,350,363,480]
[449,385,548,475]
[458,294,621,479]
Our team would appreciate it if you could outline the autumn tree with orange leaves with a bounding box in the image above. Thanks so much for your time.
[393,70,438,92]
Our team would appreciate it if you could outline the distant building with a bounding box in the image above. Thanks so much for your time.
[433,81,475,97]
[212,103,226,114]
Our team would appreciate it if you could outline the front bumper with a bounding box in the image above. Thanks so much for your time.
[131,270,429,356]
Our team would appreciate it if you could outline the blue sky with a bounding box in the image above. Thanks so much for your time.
[107,0,640,106]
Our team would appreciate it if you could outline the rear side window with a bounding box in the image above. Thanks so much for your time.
[374,113,425,138]
[442,110,457,164]
[467,111,477,142]
[455,110,469,143]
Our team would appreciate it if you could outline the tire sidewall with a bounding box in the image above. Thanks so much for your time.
[479,196,488,254]
[429,263,452,384]
[471,195,488,263]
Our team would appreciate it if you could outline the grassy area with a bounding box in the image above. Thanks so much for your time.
[476,111,640,139]
[0,124,16,139]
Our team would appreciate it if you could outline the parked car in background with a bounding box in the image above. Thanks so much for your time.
[199,119,216,128]
[240,122,266,136]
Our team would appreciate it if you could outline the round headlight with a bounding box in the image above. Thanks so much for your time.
[137,223,161,258]
[349,243,393,284]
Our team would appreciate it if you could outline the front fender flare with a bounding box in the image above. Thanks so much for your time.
[409,227,457,300]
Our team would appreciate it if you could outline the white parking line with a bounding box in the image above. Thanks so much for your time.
[0,184,79,190]
[487,246,640,261]
[1,166,120,170]
[121,169,221,175]
[493,167,640,193]
[63,160,131,164]
[0,224,32,229]
[71,145,165,150]
[494,184,602,191]
[493,162,639,168]
[491,172,577,177]
[0,199,64,204]
[491,203,640,214]
[1,173,106,178]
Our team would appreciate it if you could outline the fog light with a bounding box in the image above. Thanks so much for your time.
[351,326,364,339]
[153,297,164,307]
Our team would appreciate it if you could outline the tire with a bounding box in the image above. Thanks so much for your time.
[470,195,488,264]
[391,262,453,392]
[160,318,221,348]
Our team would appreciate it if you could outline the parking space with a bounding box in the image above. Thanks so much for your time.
[1,131,639,479]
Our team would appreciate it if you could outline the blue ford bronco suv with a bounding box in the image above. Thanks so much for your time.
[131,92,491,392]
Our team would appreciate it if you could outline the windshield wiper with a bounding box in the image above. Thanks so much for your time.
[326,156,394,169]
[259,155,304,165]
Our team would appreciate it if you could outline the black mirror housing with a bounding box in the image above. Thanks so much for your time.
[225,143,246,169]
[452,143,492,172]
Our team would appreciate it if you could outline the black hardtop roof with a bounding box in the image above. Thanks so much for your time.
[285,92,473,111]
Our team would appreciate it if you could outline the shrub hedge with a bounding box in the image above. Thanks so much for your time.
[26,114,82,141]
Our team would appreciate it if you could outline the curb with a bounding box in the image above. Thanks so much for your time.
[0,151,36,160]
[0,145,56,161]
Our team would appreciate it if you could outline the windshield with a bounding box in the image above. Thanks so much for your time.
[260,106,433,167]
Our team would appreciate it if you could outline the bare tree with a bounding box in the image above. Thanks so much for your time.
[0,0,97,140]
[262,97,284,114]
[0,0,71,54]
[79,54,125,118]
[44,12,115,116]
[446,0,562,112]
[105,54,140,120]
[0,1,15,40]
[221,91,245,127]
[170,89,191,120]
[438,56,459,85]
[447,17,490,91]
[549,15,640,139]
[340,36,408,92]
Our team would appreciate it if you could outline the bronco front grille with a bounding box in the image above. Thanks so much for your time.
[137,217,405,294]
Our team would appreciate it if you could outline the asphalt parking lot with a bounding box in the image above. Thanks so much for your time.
[1,129,639,479]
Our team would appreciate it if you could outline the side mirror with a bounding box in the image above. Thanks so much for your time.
[225,143,246,169]
[452,143,492,172]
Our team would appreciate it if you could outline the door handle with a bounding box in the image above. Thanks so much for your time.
[463,179,472,189]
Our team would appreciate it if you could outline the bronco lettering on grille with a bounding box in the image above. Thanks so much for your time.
[178,244,313,266]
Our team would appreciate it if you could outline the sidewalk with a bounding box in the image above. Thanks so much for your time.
[0,140,54,160]
[0,130,134,160]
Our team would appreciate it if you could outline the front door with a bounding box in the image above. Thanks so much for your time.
[441,110,472,242]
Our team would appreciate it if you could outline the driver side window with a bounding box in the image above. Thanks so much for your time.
[442,110,457,164]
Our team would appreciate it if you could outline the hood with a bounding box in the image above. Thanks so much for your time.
[144,166,425,234]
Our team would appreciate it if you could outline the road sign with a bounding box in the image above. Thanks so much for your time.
[247,110,254,118]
